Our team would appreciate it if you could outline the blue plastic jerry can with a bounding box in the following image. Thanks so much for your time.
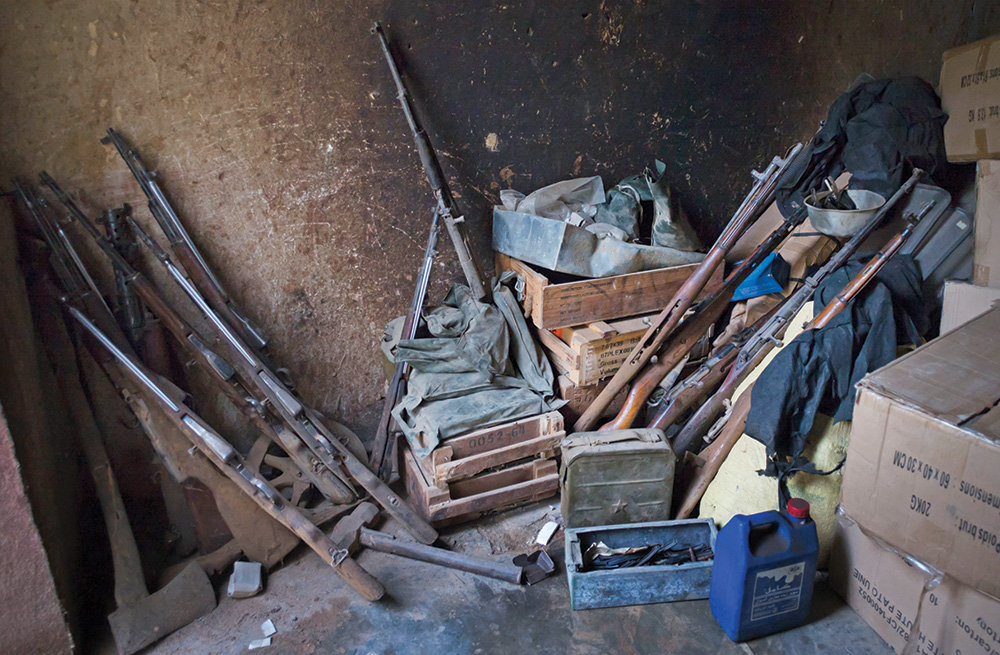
[709,499,819,642]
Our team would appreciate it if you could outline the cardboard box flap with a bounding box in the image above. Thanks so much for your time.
[858,307,1000,436]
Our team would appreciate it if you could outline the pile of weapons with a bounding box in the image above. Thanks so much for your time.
[16,127,553,652]
[568,150,927,518]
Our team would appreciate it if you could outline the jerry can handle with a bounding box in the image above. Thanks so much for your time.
[739,513,792,560]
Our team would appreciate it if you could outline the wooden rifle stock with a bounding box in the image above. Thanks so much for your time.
[574,142,805,432]
[672,210,928,518]
[600,205,809,431]
[675,388,751,519]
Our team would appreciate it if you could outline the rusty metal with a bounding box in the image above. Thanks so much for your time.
[372,21,488,300]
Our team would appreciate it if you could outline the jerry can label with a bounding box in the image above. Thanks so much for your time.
[750,562,805,621]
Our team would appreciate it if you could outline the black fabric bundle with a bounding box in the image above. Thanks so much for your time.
[776,77,948,215]
[745,254,928,482]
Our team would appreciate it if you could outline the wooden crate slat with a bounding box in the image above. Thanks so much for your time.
[402,448,558,526]
[440,411,563,459]
[435,432,564,482]
[497,253,722,330]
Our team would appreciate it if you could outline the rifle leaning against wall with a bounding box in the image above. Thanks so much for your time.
[370,212,439,481]
[574,142,807,432]
[674,198,929,519]
[372,21,488,301]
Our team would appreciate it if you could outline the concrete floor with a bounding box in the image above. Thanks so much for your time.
[122,501,892,655]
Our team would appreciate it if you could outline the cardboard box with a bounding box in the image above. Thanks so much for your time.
[840,306,1000,597]
[974,160,1000,287]
[940,35,1000,162]
[830,514,1000,655]
[940,281,1000,332]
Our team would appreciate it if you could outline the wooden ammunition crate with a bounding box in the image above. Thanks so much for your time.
[401,411,564,526]
[403,449,559,526]
[555,374,629,425]
[496,253,722,330]
[424,411,564,484]
[537,314,656,387]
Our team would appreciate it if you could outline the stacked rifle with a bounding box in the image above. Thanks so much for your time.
[570,150,929,514]
[19,128,442,603]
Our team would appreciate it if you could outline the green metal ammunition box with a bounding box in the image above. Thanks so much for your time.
[559,429,674,528]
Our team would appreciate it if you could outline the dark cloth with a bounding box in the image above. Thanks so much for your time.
[745,254,927,470]
[776,77,948,216]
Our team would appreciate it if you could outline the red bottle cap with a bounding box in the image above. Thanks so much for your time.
[787,498,810,520]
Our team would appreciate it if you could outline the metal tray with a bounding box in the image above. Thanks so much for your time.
[566,519,717,610]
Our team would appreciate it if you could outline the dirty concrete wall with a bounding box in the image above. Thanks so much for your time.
[0,405,75,655]
[0,198,83,649]
[0,0,997,444]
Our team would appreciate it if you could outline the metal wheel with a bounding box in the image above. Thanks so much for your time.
[246,436,335,519]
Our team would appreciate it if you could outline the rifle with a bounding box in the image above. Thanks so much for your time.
[574,142,806,432]
[372,21,488,300]
[99,204,147,347]
[38,171,359,505]
[101,128,271,356]
[118,205,439,545]
[671,169,924,457]
[647,305,781,433]
[66,304,385,602]
[370,212,439,481]
[674,204,929,519]
[600,205,809,431]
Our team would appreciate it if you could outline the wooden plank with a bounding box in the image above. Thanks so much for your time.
[497,254,724,330]
[440,411,564,459]
[535,329,579,380]
[436,432,564,482]
[587,321,618,338]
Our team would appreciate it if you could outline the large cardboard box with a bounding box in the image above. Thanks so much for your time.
[940,281,1000,332]
[940,35,1000,162]
[840,306,1000,598]
[974,160,1000,287]
[830,514,1000,655]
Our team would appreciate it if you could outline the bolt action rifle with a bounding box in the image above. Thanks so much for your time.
[674,199,929,519]
[372,21,488,301]
[671,169,925,459]
[574,142,807,432]
[369,212,439,481]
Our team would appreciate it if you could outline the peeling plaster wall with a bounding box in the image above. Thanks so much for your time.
[0,0,997,444]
